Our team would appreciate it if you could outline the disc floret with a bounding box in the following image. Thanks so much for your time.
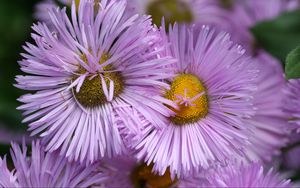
[131,163,176,188]
[73,54,124,108]
[165,73,208,125]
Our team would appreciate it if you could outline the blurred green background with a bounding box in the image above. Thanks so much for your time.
[0,0,40,155]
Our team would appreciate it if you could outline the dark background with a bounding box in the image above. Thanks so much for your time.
[0,0,40,154]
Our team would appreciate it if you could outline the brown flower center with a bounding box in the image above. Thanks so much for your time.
[146,0,194,28]
[131,163,176,188]
[72,54,124,108]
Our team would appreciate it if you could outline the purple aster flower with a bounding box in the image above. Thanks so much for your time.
[177,162,292,187]
[204,162,291,187]
[242,51,289,162]
[176,173,209,188]
[34,0,57,23]
[0,141,103,187]
[35,0,91,24]
[126,0,230,28]
[278,78,300,174]
[16,0,175,163]
[34,0,58,25]
[88,155,178,188]
[282,134,300,171]
[224,0,299,53]
[284,146,300,171]
[124,24,257,178]
[0,157,18,187]
[230,0,299,23]
[285,79,300,131]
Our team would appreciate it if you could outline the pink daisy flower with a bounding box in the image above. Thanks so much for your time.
[125,24,257,178]
[16,0,175,163]
[242,51,289,162]
[0,141,103,187]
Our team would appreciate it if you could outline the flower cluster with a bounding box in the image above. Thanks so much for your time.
[1,0,300,187]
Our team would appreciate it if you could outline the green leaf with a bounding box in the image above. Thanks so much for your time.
[285,45,300,79]
[251,9,300,63]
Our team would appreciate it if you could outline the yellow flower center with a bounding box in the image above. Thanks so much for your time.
[72,54,124,108]
[131,163,176,188]
[165,74,208,125]
[146,0,194,28]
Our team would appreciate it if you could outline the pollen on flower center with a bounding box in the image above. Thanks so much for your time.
[130,163,176,188]
[146,0,194,27]
[165,74,208,125]
[72,54,124,108]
